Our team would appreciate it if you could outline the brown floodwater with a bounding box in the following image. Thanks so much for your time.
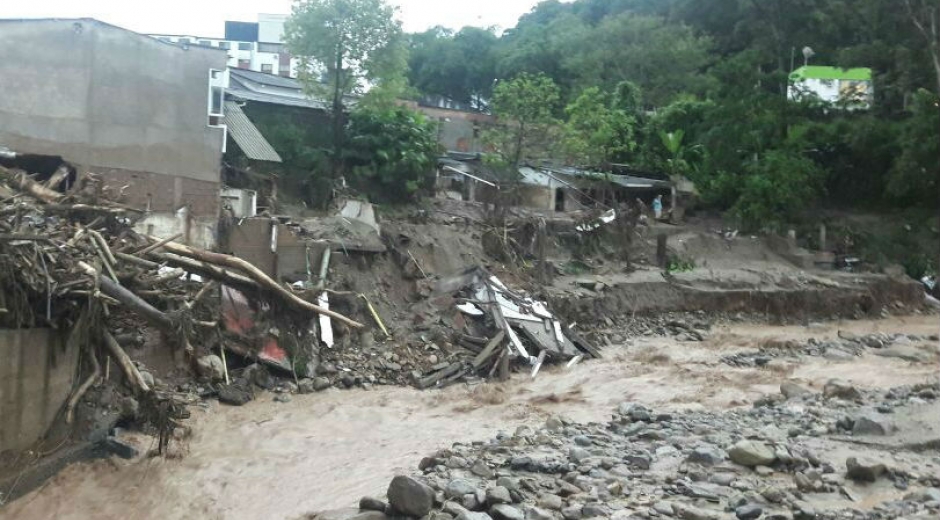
[2,314,937,520]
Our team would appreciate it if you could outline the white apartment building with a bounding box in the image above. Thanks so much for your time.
[150,14,300,78]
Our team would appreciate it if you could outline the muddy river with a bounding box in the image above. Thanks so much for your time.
[2,315,937,520]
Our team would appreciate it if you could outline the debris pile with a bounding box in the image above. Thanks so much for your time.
[344,381,940,520]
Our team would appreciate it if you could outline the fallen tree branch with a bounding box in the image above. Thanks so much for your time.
[134,233,182,256]
[0,166,63,203]
[78,261,175,332]
[149,252,257,289]
[103,329,150,394]
[66,347,100,424]
[152,238,364,329]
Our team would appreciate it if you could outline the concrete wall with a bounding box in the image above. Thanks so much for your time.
[0,19,226,215]
[0,329,79,454]
[411,105,494,153]
[222,218,311,280]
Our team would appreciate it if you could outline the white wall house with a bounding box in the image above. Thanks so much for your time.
[150,13,299,78]
[787,66,873,109]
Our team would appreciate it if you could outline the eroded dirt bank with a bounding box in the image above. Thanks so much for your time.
[2,315,937,520]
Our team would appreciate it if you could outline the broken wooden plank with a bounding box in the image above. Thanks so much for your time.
[565,325,602,359]
[417,362,463,389]
[472,330,506,369]
[530,350,547,378]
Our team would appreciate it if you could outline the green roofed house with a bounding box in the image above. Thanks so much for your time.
[788,66,873,109]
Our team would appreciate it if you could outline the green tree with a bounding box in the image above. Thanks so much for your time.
[484,73,562,174]
[408,26,498,108]
[562,86,637,168]
[887,90,940,204]
[285,0,406,176]
[343,106,440,203]
[732,150,827,230]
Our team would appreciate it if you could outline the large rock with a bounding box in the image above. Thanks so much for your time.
[846,456,887,482]
[823,379,861,400]
[446,479,478,500]
[486,486,512,506]
[852,415,894,436]
[780,382,812,399]
[525,507,554,520]
[217,383,253,406]
[728,440,776,467]
[735,504,763,520]
[387,475,435,517]
[490,505,524,520]
[688,445,725,466]
[196,355,225,381]
[568,447,591,464]
[457,512,492,520]
[672,503,718,520]
[538,494,563,511]
[359,497,387,512]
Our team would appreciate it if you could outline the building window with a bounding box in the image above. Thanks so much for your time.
[261,64,273,74]
[237,59,250,69]
[198,39,211,47]
[218,41,231,50]
[208,69,226,118]
[258,42,284,54]
[179,37,191,45]
[238,42,253,51]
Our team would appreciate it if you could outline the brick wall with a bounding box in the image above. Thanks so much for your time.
[83,167,220,218]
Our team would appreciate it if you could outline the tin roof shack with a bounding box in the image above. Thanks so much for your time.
[0,19,228,248]
[406,96,496,154]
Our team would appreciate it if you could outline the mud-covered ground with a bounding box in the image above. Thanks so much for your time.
[2,314,937,520]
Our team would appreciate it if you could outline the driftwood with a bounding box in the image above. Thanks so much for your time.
[78,261,175,332]
[153,238,363,329]
[149,252,257,289]
[103,330,151,394]
[417,362,463,389]
[134,233,182,256]
[0,166,63,203]
[66,347,100,424]
[472,331,506,369]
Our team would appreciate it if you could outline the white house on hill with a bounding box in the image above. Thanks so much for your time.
[788,66,873,109]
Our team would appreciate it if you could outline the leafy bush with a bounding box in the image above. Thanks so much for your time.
[732,150,826,231]
[343,106,441,203]
[887,90,939,205]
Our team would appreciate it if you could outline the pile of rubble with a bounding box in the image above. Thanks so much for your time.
[332,380,940,520]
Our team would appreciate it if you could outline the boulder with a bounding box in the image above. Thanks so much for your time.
[387,475,435,518]
[569,447,591,464]
[217,383,253,406]
[446,480,478,500]
[313,376,333,391]
[486,486,512,506]
[780,382,811,399]
[538,494,563,511]
[688,445,725,466]
[728,440,776,467]
[735,504,763,520]
[525,507,554,520]
[823,379,861,400]
[845,456,886,482]
[359,497,387,512]
[196,355,225,381]
[490,505,524,520]
[672,503,718,520]
[852,415,894,436]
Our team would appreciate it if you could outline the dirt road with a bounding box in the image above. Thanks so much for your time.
[2,314,937,520]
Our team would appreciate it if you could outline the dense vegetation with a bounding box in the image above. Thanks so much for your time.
[407,0,940,227]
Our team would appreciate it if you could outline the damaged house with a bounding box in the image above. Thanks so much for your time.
[0,19,237,249]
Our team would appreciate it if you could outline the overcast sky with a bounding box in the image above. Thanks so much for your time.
[0,0,545,36]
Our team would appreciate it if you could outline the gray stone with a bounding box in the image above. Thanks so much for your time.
[708,473,735,486]
[728,440,776,467]
[298,378,316,393]
[780,382,811,399]
[561,506,583,520]
[538,494,563,511]
[845,456,886,482]
[672,503,717,520]
[457,512,492,520]
[486,487,512,506]
[573,435,592,446]
[791,501,815,520]
[545,416,564,431]
[525,507,554,520]
[496,477,519,492]
[313,376,332,391]
[472,460,496,479]
[852,415,893,436]
[904,487,940,503]
[316,509,390,520]
[217,383,253,406]
[490,505,524,520]
[875,345,933,363]
[273,394,291,403]
[119,396,139,420]
[581,504,609,518]
[688,445,725,466]
[387,475,435,518]
[735,504,763,520]
[652,502,674,516]
[446,480,478,500]
[823,379,861,400]
[359,497,387,512]
[196,355,225,381]
[626,452,652,469]
[140,371,155,388]
[462,493,482,511]
[569,447,592,464]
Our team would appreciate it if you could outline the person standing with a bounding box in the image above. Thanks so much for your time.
[653,195,663,220]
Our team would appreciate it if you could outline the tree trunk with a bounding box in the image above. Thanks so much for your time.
[332,47,345,180]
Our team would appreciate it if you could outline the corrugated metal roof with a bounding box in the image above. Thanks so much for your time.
[228,86,330,110]
[224,101,282,163]
[229,67,303,89]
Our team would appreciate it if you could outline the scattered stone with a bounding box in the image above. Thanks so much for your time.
[652,502,674,516]
[735,504,763,520]
[490,505,524,520]
[298,378,316,393]
[728,440,776,467]
[780,382,811,399]
[852,415,893,436]
[457,512,492,520]
[273,394,292,403]
[387,475,435,518]
[845,456,886,482]
[471,460,496,479]
[119,396,140,420]
[545,416,564,431]
[446,480,478,500]
[569,447,591,464]
[312,376,333,391]
[561,505,583,520]
[904,487,940,503]
[672,503,717,520]
[525,507,554,520]
[359,497,388,512]
[688,445,725,466]
[485,487,511,506]
[537,494,563,511]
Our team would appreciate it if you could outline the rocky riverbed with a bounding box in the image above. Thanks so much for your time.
[348,380,940,520]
